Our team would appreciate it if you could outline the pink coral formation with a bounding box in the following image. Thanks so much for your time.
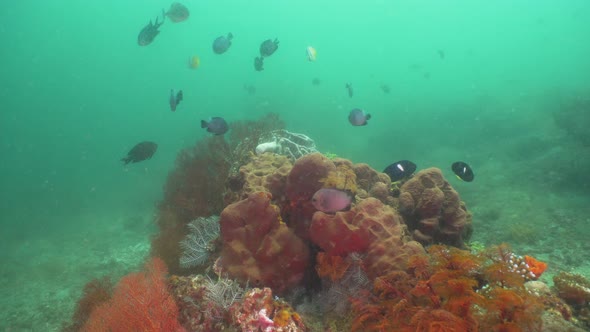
[229,288,305,332]
[218,192,310,292]
[398,167,472,247]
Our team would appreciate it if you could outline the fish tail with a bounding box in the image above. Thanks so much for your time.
[200,120,208,128]
[366,114,372,120]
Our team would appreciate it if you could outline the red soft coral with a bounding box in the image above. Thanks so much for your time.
[82,258,185,332]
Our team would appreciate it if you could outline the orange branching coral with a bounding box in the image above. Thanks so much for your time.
[407,254,431,280]
[316,252,351,281]
[351,244,546,332]
[478,287,544,332]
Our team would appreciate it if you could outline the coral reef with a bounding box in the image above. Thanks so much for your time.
[218,192,310,293]
[398,167,473,247]
[65,127,590,332]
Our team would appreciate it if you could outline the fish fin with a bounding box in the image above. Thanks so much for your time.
[176,90,183,103]
[201,120,208,128]
[227,32,233,40]
[121,157,130,165]
[366,114,371,120]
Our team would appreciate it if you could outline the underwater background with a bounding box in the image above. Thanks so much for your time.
[1,0,589,330]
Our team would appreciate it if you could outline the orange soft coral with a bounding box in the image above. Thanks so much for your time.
[524,255,548,277]
[315,252,351,281]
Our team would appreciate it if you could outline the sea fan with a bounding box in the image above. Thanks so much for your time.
[179,216,220,268]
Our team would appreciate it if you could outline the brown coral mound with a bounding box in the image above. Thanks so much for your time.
[398,167,472,247]
[219,192,310,293]
[353,163,394,205]
[224,153,293,206]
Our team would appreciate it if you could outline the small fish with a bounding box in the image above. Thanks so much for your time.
[345,83,353,98]
[254,56,264,71]
[312,188,353,213]
[380,83,391,94]
[383,160,417,182]
[121,141,158,165]
[312,78,321,86]
[243,84,256,95]
[451,162,474,182]
[438,49,445,59]
[306,46,317,61]
[188,55,200,69]
[201,117,229,135]
[165,2,189,23]
[137,13,165,46]
[348,108,371,126]
[260,38,279,57]
[169,89,183,112]
[212,33,233,54]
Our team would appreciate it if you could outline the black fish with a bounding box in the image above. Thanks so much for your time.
[451,161,474,182]
[201,117,229,135]
[169,89,183,112]
[121,141,158,165]
[212,33,233,54]
[254,56,264,71]
[138,12,165,46]
[345,83,353,98]
[383,160,417,182]
[260,38,279,57]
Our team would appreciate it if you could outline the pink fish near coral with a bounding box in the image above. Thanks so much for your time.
[312,188,352,213]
